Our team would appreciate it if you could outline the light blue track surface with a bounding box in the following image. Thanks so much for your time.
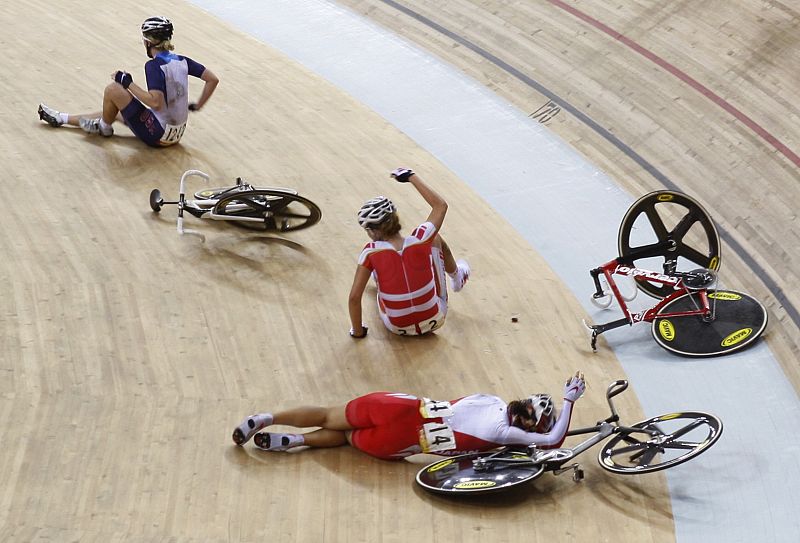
[188,1,800,540]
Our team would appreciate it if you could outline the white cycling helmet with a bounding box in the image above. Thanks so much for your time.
[527,394,555,432]
[357,196,396,228]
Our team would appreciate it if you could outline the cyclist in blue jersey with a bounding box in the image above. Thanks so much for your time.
[38,16,219,147]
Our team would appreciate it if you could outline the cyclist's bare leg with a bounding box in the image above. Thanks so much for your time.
[300,428,349,448]
[272,404,353,431]
[65,83,132,126]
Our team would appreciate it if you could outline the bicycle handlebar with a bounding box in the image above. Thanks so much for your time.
[178,170,210,198]
[177,170,210,238]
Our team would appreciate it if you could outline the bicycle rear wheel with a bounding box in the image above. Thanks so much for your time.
[599,411,722,474]
[618,191,720,299]
[212,190,322,232]
[416,451,544,496]
[652,289,767,356]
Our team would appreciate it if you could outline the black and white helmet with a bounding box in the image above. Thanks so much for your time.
[357,196,395,228]
[142,16,173,42]
[527,394,555,432]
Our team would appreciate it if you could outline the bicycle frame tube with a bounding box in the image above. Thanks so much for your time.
[591,260,711,328]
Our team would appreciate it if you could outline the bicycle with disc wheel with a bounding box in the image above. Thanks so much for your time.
[584,190,767,357]
[415,380,723,496]
[149,169,322,236]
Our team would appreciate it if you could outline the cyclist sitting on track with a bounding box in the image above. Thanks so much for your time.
[348,168,471,338]
[232,372,586,460]
[38,16,219,147]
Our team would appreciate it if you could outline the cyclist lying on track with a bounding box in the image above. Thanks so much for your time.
[348,168,471,338]
[232,372,586,460]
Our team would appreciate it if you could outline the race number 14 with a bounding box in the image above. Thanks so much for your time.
[421,422,456,453]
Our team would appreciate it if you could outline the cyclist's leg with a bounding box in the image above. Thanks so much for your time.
[433,235,457,274]
[435,235,470,292]
[251,405,352,451]
[431,245,449,302]
[119,99,165,146]
[65,82,132,126]
[272,405,352,430]
[299,429,349,448]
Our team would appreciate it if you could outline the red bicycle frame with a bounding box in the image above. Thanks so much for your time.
[587,258,713,350]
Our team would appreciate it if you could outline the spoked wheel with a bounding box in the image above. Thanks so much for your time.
[652,289,768,357]
[599,411,723,474]
[212,190,322,232]
[618,191,721,298]
[416,450,544,496]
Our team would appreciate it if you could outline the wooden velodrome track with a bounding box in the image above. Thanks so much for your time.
[2,0,798,541]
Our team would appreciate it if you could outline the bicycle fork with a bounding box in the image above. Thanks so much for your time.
[587,267,634,351]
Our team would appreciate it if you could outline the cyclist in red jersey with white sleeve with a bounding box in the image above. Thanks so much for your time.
[347,168,470,338]
[231,372,586,461]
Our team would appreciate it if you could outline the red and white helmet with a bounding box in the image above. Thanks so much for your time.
[527,394,555,432]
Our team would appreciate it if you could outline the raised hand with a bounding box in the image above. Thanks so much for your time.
[563,371,586,403]
[390,168,415,183]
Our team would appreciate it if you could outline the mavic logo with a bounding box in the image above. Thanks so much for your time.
[709,292,742,301]
[658,320,675,341]
[722,328,752,347]
[425,459,454,473]
[454,480,496,489]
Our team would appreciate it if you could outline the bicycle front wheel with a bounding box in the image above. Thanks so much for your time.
[652,289,767,357]
[599,411,722,474]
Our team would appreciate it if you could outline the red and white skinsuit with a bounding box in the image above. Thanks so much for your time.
[358,222,448,335]
[345,392,576,460]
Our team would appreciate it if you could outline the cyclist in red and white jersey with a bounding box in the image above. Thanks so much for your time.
[231,372,586,460]
[347,168,470,338]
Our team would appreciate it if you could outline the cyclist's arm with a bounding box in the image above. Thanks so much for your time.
[192,68,219,111]
[348,264,371,335]
[127,83,164,110]
[408,173,448,233]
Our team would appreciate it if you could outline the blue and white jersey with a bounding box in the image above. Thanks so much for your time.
[144,51,206,128]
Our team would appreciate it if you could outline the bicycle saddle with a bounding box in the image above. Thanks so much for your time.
[682,268,717,290]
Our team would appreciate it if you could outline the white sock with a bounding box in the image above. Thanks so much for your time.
[99,119,113,134]
[59,113,69,124]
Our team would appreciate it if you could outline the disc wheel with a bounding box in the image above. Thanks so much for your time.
[618,191,721,298]
[415,451,544,496]
[599,412,722,474]
[212,190,322,232]
[652,289,767,357]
